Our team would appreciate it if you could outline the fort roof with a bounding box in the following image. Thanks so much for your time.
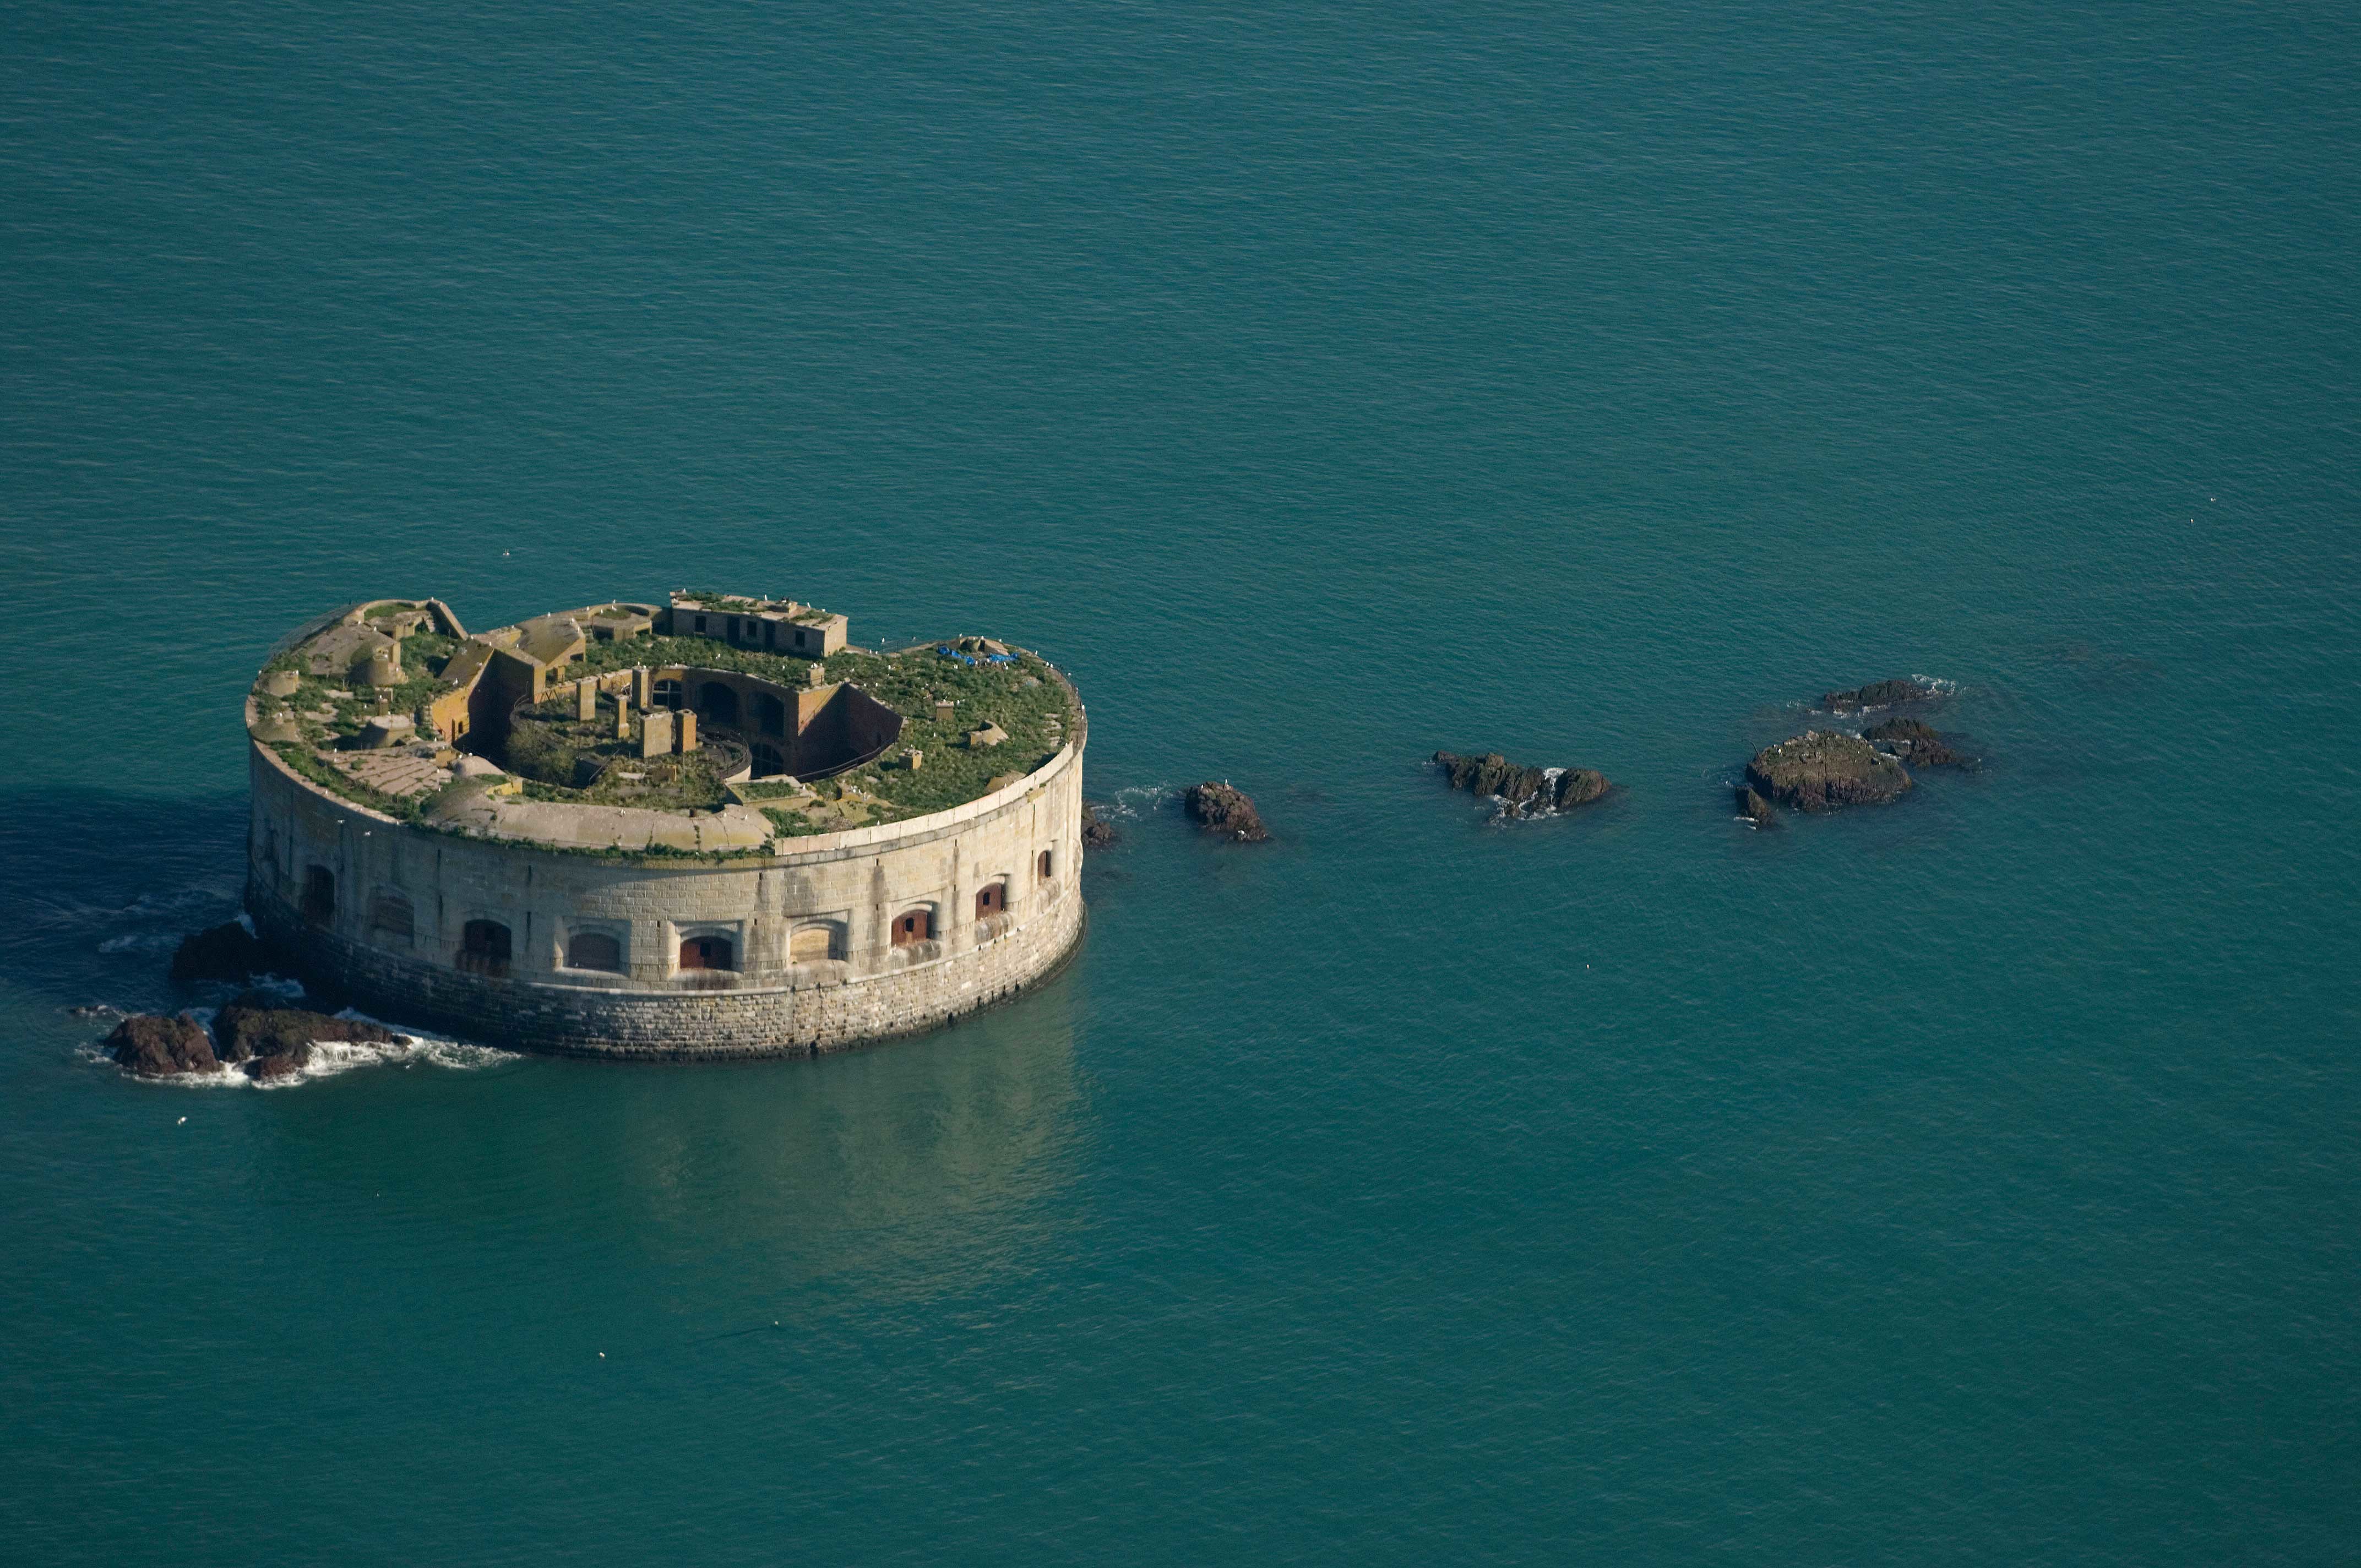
[248,590,1082,854]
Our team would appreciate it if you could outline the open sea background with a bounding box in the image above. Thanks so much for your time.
[4,2,2358,1561]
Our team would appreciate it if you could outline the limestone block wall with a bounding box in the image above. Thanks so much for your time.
[245,701,1086,1058]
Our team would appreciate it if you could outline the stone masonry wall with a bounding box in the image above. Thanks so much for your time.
[246,709,1086,1058]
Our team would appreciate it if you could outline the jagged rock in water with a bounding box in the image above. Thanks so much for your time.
[212,991,398,1070]
[1080,802,1119,851]
[1862,716,1975,770]
[1820,678,1939,713]
[246,1044,313,1081]
[107,1012,220,1077]
[1735,786,1778,826]
[169,921,271,984]
[1184,782,1269,842]
[1433,752,1611,817]
[1745,731,1913,812]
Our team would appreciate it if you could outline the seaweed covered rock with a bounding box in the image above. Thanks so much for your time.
[107,1012,220,1077]
[1080,802,1119,851]
[1735,786,1778,826]
[1184,782,1269,842]
[1745,731,1912,812]
[1863,717,1974,770]
[212,991,398,1071]
[169,921,271,984]
[1820,678,1938,713]
[1433,752,1611,816]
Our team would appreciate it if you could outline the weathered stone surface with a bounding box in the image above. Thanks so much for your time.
[1821,678,1938,713]
[107,1012,220,1076]
[1184,781,1269,842]
[1433,752,1612,816]
[243,656,1091,1058]
[170,921,271,984]
[1745,730,1913,812]
[212,992,398,1066]
[1552,769,1611,809]
[1736,786,1778,826]
[1863,716,1975,770]
[245,1043,313,1080]
[1081,802,1119,851]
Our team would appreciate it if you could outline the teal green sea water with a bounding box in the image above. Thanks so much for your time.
[5,3,2358,1561]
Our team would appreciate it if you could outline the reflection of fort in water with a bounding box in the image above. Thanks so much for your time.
[262,974,1088,1294]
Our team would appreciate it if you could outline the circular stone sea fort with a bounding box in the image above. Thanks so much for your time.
[242,590,1086,1058]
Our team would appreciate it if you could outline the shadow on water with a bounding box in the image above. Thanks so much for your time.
[0,788,250,1018]
[239,958,1094,1307]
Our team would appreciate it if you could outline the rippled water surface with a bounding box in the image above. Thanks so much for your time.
[4,3,2358,1562]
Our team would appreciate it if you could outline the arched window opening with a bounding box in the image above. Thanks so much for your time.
[755,693,787,737]
[697,682,739,727]
[679,935,733,971]
[975,882,1008,920]
[790,924,841,963]
[459,919,512,977]
[368,892,414,947]
[890,908,933,947]
[1037,850,1054,881]
[653,678,682,710]
[301,866,336,924]
[751,742,786,778]
[568,931,623,973]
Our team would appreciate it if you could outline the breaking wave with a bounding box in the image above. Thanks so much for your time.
[86,1012,517,1090]
[1100,784,1177,819]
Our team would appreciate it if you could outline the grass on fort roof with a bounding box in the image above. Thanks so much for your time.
[570,635,1075,815]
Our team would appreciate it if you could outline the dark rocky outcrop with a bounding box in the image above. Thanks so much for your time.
[1184,782,1269,842]
[169,921,271,984]
[1080,802,1119,851]
[1862,717,1975,770]
[1745,731,1913,812]
[107,1012,220,1077]
[246,1044,313,1081]
[213,991,398,1071]
[1735,786,1778,826]
[1820,678,1938,713]
[1433,752,1611,818]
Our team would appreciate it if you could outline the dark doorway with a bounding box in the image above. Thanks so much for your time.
[697,682,739,726]
[460,919,512,976]
[568,932,623,972]
[755,693,787,736]
[751,743,786,778]
[678,935,733,971]
[1037,850,1053,881]
[302,865,336,923]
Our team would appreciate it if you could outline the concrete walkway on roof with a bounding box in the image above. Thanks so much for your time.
[435,795,775,852]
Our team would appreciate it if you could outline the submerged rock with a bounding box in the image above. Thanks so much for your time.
[1080,802,1119,851]
[213,990,398,1073]
[1820,678,1939,713]
[169,921,271,984]
[1184,782,1270,842]
[1433,752,1611,817]
[1745,731,1912,812]
[1863,716,1976,770]
[1735,786,1778,826]
[107,1012,220,1077]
